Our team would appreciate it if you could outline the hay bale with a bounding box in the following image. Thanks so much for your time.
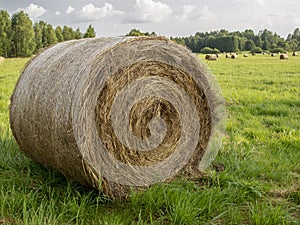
[225,54,231,58]
[205,54,217,60]
[10,37,225,198]
[280,53,288,59]
[231,54,238,59]
[243,54,248,57]
[0,57,4,64]
[292,52,298,56]
[271,53,277,57]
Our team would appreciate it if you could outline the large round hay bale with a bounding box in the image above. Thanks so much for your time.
[10,37,225,198]
[292,52,298,56]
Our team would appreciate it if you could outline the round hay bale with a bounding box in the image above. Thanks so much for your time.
[243,54,248,58]
[231,54,238,59]
[0,57,4,64]
[271,53,277,57]
[205,54,217,60]
[292,52,298,56]
[10,37,225,198]
[280,53,288,59]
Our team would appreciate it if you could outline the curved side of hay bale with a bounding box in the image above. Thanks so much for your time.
[280,53,288,59]
[292,52,298,56]
[10,37,225,198]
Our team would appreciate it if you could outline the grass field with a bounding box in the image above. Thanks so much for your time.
[0,54,299,224]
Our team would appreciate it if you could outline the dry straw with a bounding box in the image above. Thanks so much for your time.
[10,37,225,198]
[0,57,4,64]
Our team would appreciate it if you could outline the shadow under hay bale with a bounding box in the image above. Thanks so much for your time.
[10,37,225,198]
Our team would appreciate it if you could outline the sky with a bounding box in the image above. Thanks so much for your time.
[0,0,299,39]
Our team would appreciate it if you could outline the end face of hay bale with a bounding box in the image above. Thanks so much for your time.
[10,37,225,198]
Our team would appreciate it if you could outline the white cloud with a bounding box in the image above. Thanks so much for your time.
[19,3,47,19]
[181,5,214,21]
[181,5,195,20]
[132,0,172,23]
[66,6,75,14]
[55,11,60,15]
[79,3,124,20]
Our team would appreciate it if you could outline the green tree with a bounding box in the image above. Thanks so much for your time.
[74,28,82,39]
[33,21,43,53]
[126,29,144,36]
[0,10,11,57]
[55,26,64,42]
[287,39,299,52]
[44,24,57,46]
[62,26,75,41]
[10,11,35,57]
[83,25,96,38]
[244,40,256,51]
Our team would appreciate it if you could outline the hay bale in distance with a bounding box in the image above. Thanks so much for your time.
[205,54,217,60]
[292,52,298,56]
[271,53,277,57]
[243,54,248,57]
[0,57,4,64]
[280,53,288,59]
[231,54,238,59]
[10,37,225,198]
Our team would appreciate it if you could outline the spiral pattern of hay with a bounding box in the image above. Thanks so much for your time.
[10,37,225,198]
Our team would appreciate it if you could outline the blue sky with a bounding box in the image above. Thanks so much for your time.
[1,0,299,38]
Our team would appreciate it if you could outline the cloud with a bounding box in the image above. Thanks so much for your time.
[129,0,172,23]
[66,6,75,14]
[19,3,47,19]
[55,11,60,15]
[180,5,214,21]
[79,3,124,20]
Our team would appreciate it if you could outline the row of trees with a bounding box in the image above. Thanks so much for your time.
[126,28,300,53]
[171,28,300,53]
[0,10,96,57]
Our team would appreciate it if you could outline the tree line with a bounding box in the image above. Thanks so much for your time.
[127,28,300,54]
[0,10,96,58]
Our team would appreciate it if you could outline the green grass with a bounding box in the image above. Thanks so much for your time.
[1,54,300,224]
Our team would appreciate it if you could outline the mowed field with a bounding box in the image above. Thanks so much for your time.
[0,54,299,224]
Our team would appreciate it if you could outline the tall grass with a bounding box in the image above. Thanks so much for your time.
[0,54,299,224]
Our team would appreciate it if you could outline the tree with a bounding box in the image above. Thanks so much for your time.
[62,26,75,41]
[83,25,96,38]
[33,21,42,53]
[10,11,35,57]
[244,40,256,51]
[287,39,299,52]
[55,26,64,42]
[0,10,11,57]
[44,24,57,46]
[74,28,82,39]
